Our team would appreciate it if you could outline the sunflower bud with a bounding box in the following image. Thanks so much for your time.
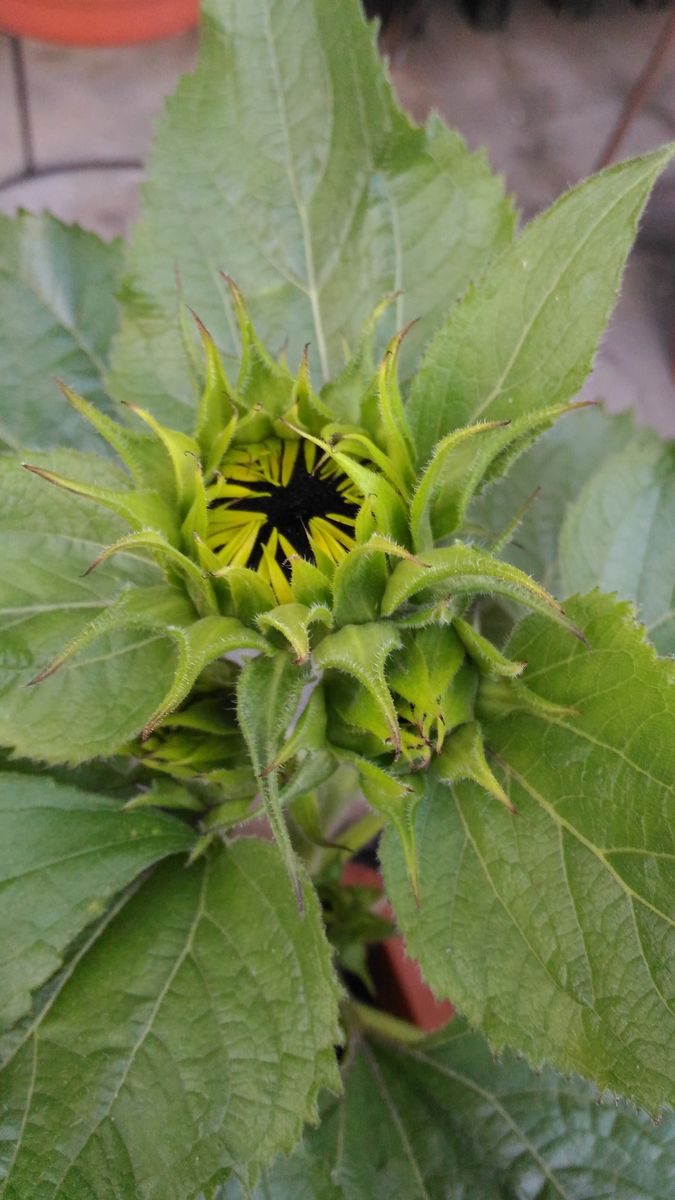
[24,283,585,897]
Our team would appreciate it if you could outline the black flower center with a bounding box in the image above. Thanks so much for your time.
[223,451,356,566]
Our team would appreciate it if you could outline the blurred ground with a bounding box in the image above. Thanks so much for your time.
[1,0,673,430]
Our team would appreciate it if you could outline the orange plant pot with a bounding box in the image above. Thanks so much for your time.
[342,862,453,1033]
[0,1,199,46]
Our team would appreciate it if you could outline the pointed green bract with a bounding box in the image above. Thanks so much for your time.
[19,587,253,754]
[142,614,271,736]
[236,653,307,900]
[409,419,509,551]
[381,544,581,639]
[436,721,514,812]
[388,625,464,711]
[84,528,218,614]
[257,602,331,664]
[331,542,389,626]
[22,462,180,542]
[314,623,402,753]
[471,403,636,592]
[453,617,526,678]
[28,584,196,684]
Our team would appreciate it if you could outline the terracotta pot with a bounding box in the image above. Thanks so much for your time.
[342,862,453,1033]
[0,1,199,46]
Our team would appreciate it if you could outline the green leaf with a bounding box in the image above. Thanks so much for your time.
[107,0,513,424]
[0,213,123,453]
[408,145,675,465]
[560,432,675,654]
[220,1144,343,1200]
[0,772,192,1032]
[470,403,635,590]
[310,1018,675,1199]
[382,591,675,1111]
[0,841,341,1198]
[0,452,182,765]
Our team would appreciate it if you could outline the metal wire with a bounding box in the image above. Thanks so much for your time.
[0,36,143,195]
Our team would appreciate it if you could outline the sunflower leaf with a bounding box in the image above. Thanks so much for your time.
[310,1019,675,1199]
[0,453,181,765]
[0,772,193,1032]
[0,843,341,1196]
[408,145,675,465]
[560,433,675,654]
[382,591,675,1111]
[0,213,122,453]
[107,0,513,423]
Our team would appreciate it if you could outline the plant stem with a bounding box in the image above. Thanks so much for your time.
[595,8,675,169]
[345,999,426,1046]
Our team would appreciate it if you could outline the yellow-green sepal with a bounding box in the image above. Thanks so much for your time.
[314,622,402,755]
[222,273,296,417]
[453,616,527,678]
[291,557,332,608]
[436,721,515,813]
[127,403,200,512]
[256,602,332,663]
[83,529,217,615]
[22,463,181,543]
[375,326,416,491]
[337,748,423,902]
[192,314,237,461]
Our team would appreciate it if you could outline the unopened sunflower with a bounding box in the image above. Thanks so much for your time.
[24,281,583,896]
